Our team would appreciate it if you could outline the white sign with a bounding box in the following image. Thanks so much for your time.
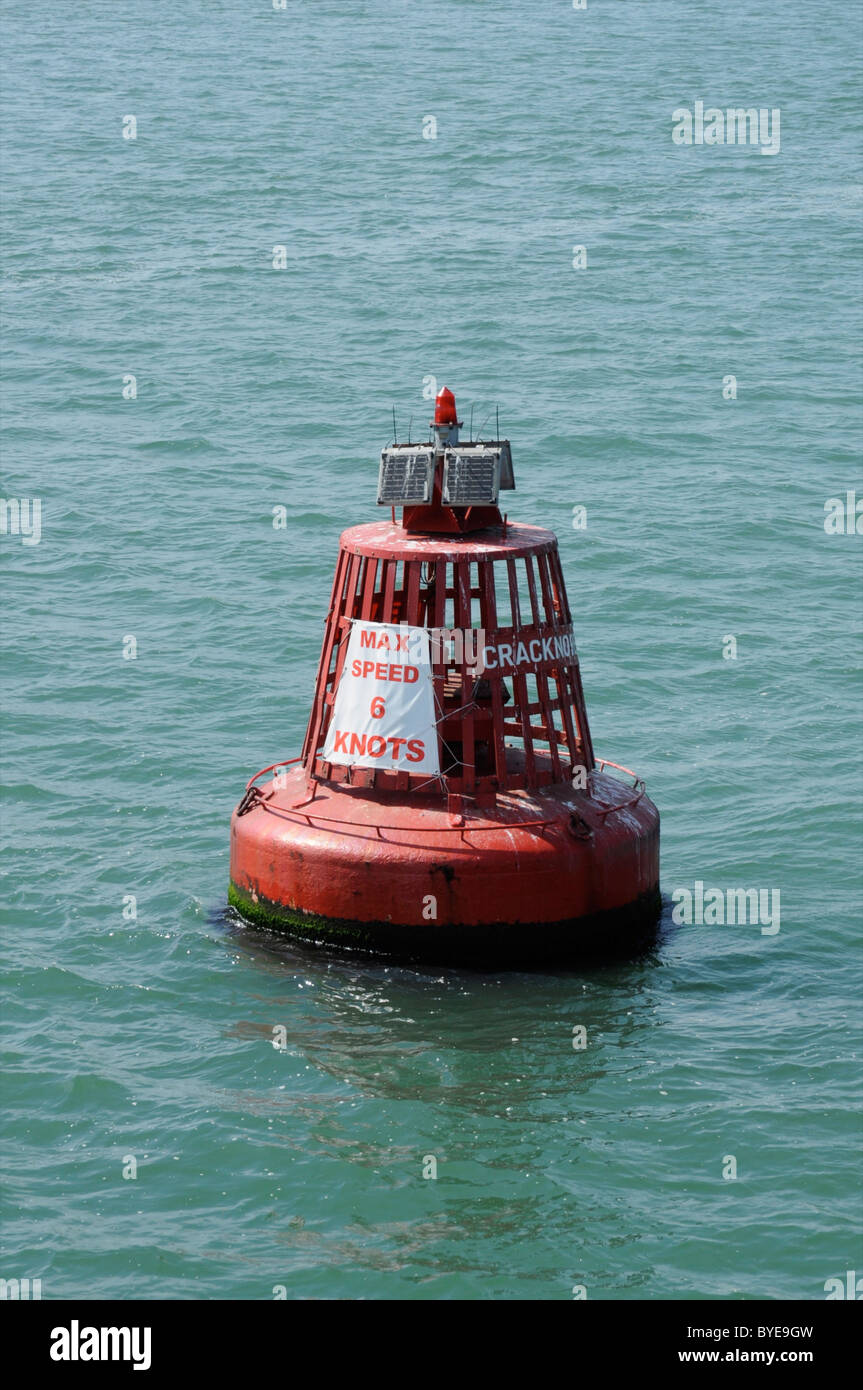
[323,620,440,777]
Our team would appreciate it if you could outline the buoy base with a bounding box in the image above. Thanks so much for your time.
[229,762,660,967]
[228,878,661,966]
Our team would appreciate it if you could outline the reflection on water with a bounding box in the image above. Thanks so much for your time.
[218,900,676,1118]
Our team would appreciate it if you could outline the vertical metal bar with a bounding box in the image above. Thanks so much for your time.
[524,554,541,625]
[301,546,347,768]
[431,559,447,785]
[321,550,361,772]
[547,551,579,770]
[456,559,475,794]
[537,548,557,630]
[506,557,522,627]
[548,545,594,769]
[382,555,396,621]
[479,560,507,790]
[327,553,362,770]
[571,661,595,770]
[393,560,423,789]
[359,556,378,621]
[406,558,421,622]
[523,556,546,777]
[525,554,560,781]
[535,552,562,781]
[548,546,571,623]
[355,557,381,782]
[557,667,579,772]
[343,552,363,621]
[507,557,535,783]
[322,610,355,779]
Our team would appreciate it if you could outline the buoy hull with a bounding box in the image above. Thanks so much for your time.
[229,765,660,965]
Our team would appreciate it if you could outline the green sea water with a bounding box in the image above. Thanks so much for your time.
[2,0,861,1300]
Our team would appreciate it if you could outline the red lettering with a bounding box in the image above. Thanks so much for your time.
[388,737,407,760]
[406,738,424,762]
[333,730,348,753]
[367,735,386,758]
[352,661,420,684]
[349,733,367,755]
[360,630,376,649]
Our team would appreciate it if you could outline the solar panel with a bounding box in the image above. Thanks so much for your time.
[377,448,434,506]
[441,447,502,506]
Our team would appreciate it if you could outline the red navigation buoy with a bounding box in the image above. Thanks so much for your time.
[229,387,660,963]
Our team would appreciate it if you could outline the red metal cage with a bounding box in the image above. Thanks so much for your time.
[301,520,595,800]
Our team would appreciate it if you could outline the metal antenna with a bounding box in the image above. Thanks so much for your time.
[496,405,500,440]
[469,403,474,440]
[392,405,397,445]
[407,414,413,443]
